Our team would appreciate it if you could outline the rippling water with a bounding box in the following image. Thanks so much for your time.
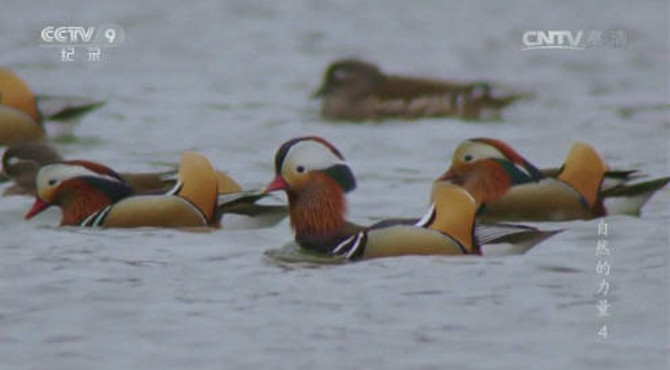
[1,0,668,369]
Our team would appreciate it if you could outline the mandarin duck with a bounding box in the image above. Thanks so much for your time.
[437,138,670,222]
[0,142,257,198]
[24,152,285,228]
[0,68,104,145]
[1,142,179,196]
[312,59,530,121]
[263,136,557,262]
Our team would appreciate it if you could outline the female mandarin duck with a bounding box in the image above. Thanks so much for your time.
[23,152,282,228]
[263,136,557,261]
[437,138,670,222]
[1,142,62,195]
[0,68,104,145]
[312,59,530,121]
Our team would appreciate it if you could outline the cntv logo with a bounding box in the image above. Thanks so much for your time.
[522,30,584,51]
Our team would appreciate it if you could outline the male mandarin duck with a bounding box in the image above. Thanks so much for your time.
[23,152,285,228]
[24,153,219,227]
[1,142,178,196]
[263,136,557,262]
[0,142,254,197]
[0,68,104,145]
[436,138,670,222]
[312,59,530,121]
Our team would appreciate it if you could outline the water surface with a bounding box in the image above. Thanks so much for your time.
[0,1,668,369]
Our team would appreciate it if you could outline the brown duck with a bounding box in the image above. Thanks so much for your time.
[313,59,530,121]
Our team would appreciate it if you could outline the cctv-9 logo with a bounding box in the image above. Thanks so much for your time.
[40,24,125,47]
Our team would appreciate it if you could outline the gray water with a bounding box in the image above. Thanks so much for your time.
[1,0,668,369]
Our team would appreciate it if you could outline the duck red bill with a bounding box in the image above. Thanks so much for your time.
[25,198,50,220]
[263,175,288,193]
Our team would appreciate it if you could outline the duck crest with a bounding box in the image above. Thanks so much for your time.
[471,138,544,180]
[275,136,345,171]
[289,172,346,239]
[64,160,124,181]
[472,138,525,162]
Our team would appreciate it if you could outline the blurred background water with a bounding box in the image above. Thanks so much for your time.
[0,0,668,369]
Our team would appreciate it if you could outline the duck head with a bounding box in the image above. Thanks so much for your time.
[25,160,132,226]
[265,136,356,239]
[313,59,385,99]
[1,142,63,182]
[436,138,544,205]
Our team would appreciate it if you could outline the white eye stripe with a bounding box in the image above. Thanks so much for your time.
[282,140,345,174]
[459,141,506,162]
[36,164,121,190]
